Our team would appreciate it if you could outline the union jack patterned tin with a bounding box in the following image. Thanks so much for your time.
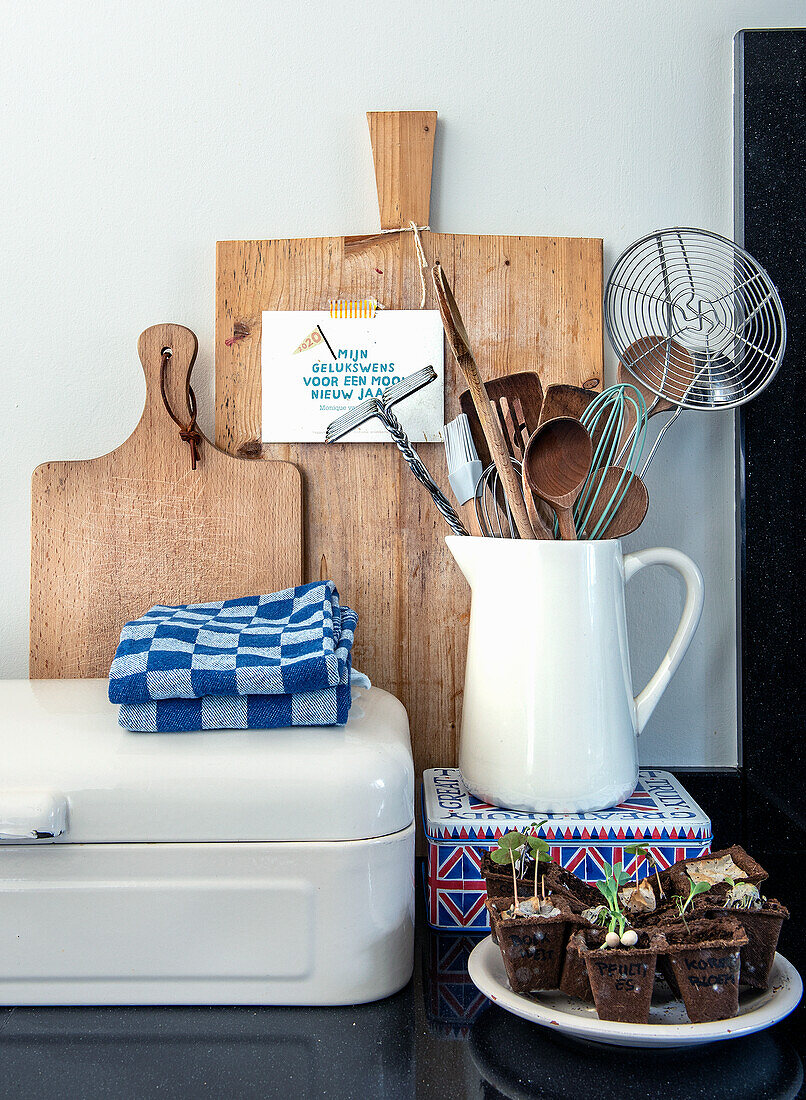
[423,768,712,930]
[422,923,489,1038]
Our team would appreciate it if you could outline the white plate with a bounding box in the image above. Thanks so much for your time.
[467,935,803,1049]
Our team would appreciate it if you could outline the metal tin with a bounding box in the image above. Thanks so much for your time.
[423,767,711,930]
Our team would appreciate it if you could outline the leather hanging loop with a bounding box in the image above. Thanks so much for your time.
[159,347,202,469]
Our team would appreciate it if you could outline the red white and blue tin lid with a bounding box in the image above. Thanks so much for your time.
[423,768,711,845]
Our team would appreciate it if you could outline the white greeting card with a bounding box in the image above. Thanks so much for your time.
[261,310,445,442]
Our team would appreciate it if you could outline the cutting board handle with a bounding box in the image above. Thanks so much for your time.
[367,110,436,230]
[136,323,200,432]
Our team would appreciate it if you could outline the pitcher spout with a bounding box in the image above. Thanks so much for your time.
[445,535,484,587]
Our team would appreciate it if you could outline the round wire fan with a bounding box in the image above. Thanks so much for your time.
[604,228,786,410]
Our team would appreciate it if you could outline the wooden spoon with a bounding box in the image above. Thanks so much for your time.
[578,466,649,539]
[523,417,593,541]
[617,337,697,447]
[432,262,534,539]
[537,383,598,427]
[620,336,695,403]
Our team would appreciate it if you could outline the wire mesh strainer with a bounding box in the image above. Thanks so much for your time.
[605,227,786,411]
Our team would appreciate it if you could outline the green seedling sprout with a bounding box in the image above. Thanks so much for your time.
[489,830,528,907]
[525,833,551,901]
[595,860,631,936]
[673,875,713,929]
[624,843,666,898]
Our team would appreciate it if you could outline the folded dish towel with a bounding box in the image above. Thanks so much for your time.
[109,582,362,731]
[118,671,371,732]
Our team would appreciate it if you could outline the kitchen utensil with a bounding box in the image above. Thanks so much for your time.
[475,462,518,539]
[444,414,482,533]
[474,457,549,539]
[519,462,554,540]
[30,324,303,678]
[458,372,544,469]
[216,109,604,792]
[502,396,556,538]
[573,384,648,540]
[637,351,738,476]
[325,365,437,442]
[605,227,787,475]
[605,228,785,411]
[492,393,553,539]
[523,417,593,540]
[577,467,649,540]
[432,262,534,540]
[467,937,802,1049]
[615,337,693,456]
[447,537,704,812]
[537,383,598,427]
[326,368,468,536]
[618,337,694,415]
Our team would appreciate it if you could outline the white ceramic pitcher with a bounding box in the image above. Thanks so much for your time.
[447,537,704,813]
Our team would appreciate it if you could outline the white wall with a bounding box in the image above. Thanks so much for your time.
[1,0,802,765]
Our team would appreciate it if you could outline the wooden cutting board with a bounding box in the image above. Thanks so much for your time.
[31,323,303,677]
[215,111,603,778]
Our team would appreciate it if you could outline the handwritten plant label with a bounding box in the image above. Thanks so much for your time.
[261,309,445,442]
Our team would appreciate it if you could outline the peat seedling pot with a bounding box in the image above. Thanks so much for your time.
[559,926,606,1002]
[697,886,790,991]
[574,928,665,1024]
[668,845,768,894]
[487,894,577,994]
[660,918,748,1023]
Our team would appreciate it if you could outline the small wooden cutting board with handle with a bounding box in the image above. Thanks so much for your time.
[30,323,303,678]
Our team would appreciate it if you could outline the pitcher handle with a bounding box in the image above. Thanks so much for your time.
[623,547,705,734]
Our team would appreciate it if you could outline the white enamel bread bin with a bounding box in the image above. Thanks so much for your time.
[0,679,415,1006]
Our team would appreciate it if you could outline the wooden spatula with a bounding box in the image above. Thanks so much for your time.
[459,371,544,469]
[433,262,534,539]
[617,337,696,448]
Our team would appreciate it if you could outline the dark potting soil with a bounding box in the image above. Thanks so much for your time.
[661,919,748,1023]
[543,860,602,912]
[480,851,535,902]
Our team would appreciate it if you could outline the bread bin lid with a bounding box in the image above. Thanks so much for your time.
[0,680,413,844]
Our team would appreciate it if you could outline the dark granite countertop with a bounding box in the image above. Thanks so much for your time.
[0,866,802,1100]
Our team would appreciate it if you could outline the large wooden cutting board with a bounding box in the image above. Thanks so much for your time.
[215,111,603,777]
[31,323,303,677]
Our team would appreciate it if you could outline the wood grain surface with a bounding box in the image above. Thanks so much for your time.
[215,111,603,777]
[31,323,303,677]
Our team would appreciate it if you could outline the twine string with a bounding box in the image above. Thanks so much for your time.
[371,222,431,309]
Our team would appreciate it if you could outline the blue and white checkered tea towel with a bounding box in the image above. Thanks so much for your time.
[117,670,371,732]
[109,582,356,704]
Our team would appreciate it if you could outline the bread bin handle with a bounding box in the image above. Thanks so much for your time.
[0,790,69,841]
